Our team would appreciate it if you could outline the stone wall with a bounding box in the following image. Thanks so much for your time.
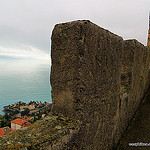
[50,20,150,149]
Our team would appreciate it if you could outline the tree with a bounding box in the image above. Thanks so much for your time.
[21,108,30,116]
[4,113,9,120]
[0,118,10,128]
[0,114,3,119]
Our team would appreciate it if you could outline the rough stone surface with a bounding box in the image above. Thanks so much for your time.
[51,20,150,149]
[116,89,150,150]
[118,40,150,142]
[0,114,80,150]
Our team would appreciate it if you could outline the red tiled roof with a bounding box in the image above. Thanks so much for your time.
[1,127,12,135]
[0,129,4,136]
[26,117,33,121]
[11,119,27,125]
[21,122,32,128]
[20,105,24,107]
[42,114,46,116]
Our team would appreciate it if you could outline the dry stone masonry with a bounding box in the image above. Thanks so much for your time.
[51,20,150,150]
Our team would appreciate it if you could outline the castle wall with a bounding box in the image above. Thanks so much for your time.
[50,20,150,149]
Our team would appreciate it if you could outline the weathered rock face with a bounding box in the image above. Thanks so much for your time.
[119,40,150,137]
[51,20,122,118]
[51,20,150,149]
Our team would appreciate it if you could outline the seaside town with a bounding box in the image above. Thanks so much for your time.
[0,101,52,136]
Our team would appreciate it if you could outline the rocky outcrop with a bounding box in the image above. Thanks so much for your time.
[51,20,150,149]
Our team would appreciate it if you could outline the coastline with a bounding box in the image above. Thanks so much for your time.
[0,100,52,116]
[0,101,52,130]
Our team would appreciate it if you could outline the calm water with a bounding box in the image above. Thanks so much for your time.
[0,58,52,115]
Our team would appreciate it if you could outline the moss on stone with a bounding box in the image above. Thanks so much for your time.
[0,114,80,150]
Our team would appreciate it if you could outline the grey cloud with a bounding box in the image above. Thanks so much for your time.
[0,0,149,57]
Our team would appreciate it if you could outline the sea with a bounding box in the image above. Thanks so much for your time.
[0,58,52,115]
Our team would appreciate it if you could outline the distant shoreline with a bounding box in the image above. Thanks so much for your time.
[0,101,52,116]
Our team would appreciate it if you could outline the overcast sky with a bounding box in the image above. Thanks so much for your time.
[0,0,149,60]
